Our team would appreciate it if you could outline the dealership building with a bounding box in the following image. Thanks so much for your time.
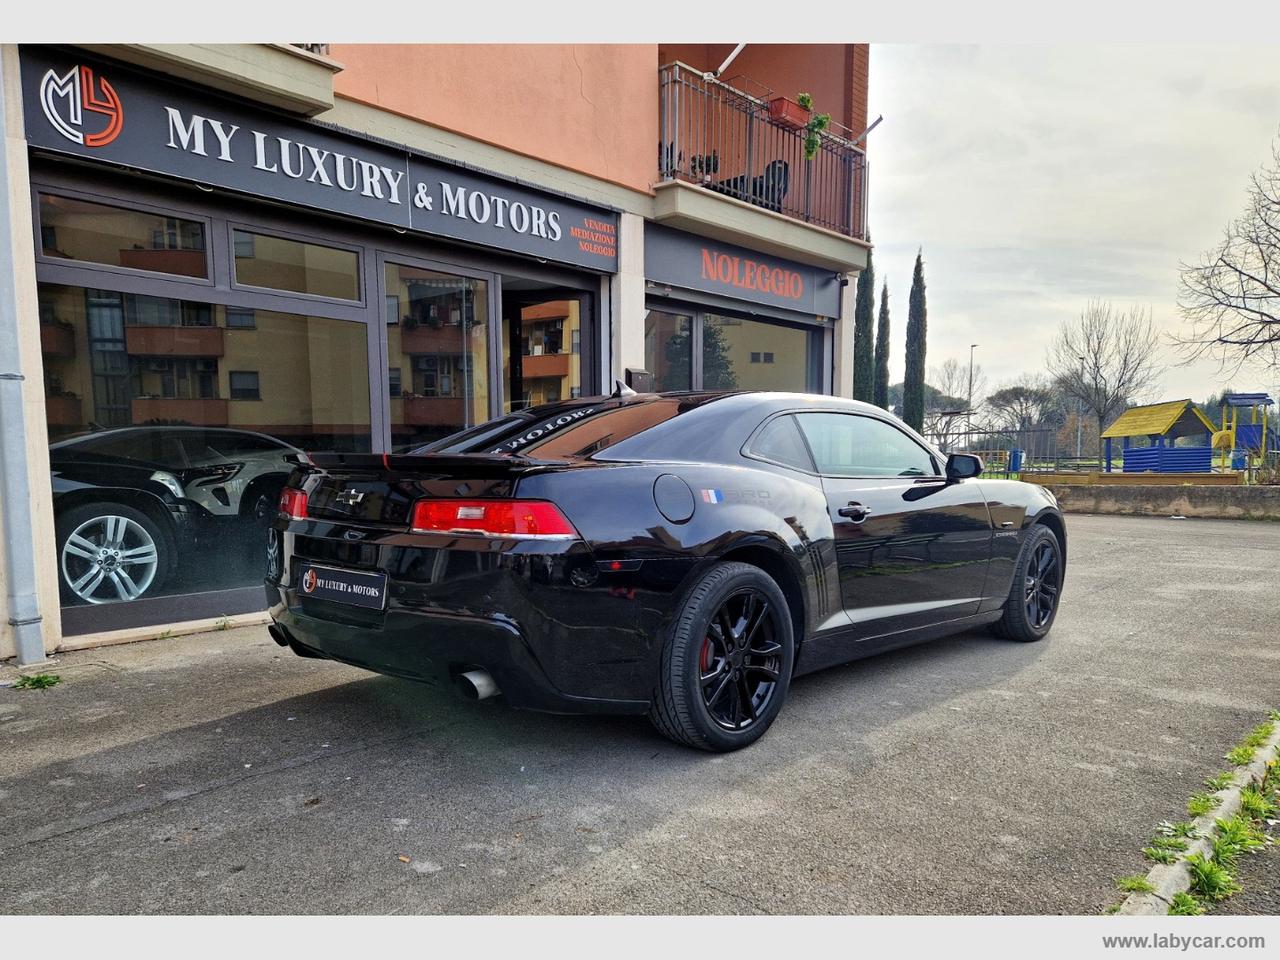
[0,43,871,663]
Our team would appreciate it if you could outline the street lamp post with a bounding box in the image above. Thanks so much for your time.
[967,343,979,443]
[1076,354,1086,462]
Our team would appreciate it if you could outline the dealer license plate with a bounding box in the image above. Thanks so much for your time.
[296,562,388,610]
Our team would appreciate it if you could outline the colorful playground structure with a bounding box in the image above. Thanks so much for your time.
[1212,392,1275,473]
[1098,393,1275,480]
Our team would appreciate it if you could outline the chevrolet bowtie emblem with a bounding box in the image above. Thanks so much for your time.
[335,489,366,506]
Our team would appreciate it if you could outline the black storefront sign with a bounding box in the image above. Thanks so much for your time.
[20,47,619,273]
[645,224,841,318]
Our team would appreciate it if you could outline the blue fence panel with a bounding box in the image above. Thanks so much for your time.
[1122,446,1212,473]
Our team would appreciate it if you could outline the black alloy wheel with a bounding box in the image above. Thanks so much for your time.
[1024,538,1061,629]
[992,523,1064,642]
[698,589,783,731]
[649,561,795,751]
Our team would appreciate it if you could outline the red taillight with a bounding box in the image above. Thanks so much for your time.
[409,499,578,538]
[278,487,308,520]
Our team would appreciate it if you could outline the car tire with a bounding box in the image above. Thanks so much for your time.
[649,561,795,752]
[56,502,174,605]
[991,523,1063,643]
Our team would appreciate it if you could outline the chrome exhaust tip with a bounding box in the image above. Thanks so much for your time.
[456,669,500,701]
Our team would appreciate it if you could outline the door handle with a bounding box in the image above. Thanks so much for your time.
[837,502,872,522]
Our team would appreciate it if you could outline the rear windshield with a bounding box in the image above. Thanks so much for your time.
[412,398,696,459]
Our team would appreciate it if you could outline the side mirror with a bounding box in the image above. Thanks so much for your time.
[945,453,983,481]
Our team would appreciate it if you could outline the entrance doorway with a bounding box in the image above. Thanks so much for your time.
[501,280,593,414]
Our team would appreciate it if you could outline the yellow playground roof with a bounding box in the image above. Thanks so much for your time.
[1101,399,1218,440]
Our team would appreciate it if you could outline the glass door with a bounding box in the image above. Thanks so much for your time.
[501,287,591,413]
[383,261,493,450]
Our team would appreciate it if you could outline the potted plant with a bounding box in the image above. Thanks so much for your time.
[768,91,812,130]
[803,107,832,160]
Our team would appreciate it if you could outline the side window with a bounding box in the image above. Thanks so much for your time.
[750,415,815,472]
[795,413,937,478]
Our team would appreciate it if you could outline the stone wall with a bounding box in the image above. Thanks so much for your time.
[1042,484,1280,521]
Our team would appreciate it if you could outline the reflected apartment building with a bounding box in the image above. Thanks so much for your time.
[0,42,871,662]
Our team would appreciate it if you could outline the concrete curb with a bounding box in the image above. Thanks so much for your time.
[1117,719,1280,915]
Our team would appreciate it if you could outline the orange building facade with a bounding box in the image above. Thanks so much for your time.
[1,42,871,660]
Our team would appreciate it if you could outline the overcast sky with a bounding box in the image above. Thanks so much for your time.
[867,44,1280,404]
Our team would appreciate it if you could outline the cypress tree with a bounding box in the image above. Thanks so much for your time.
[873,281,890,410]
[902,251,928,431]
[851,249,875,402]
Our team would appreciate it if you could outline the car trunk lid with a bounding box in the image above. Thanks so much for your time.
[298,452,573,527]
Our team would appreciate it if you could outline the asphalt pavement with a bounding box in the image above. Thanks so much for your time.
[1,514,1277,915]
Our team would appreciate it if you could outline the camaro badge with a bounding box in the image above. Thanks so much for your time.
[700,489,724,504]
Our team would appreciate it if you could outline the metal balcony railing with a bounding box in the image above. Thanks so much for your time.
[658,62,869,240]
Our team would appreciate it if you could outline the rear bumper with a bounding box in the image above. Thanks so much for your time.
[263,529,658,714]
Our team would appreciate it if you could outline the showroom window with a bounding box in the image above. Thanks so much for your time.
[38,280,371,617]
[232,229,361,301]
[643,303,825,393]
[32,173,601,633]
[38,193,209,279]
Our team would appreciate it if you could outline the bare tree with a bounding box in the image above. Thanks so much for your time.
[1177,138,1280,370]
[923,358,983,450]
[1046,301,1164,446]
[929,357,987,413]
[984,376,1064,431]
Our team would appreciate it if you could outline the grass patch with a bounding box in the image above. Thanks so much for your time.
[1204,772,1235,792]
[1239,783,1277,821]
[12,673,60,690]
[1167,892,1205,916]
[1143,846,1179,864]
[1116,874,1156,894]
[1185,853,1241,902]
[1227,721,1277,766]
[1211,816,1266,867]
[1149,835,1190,852]
[214,617,231,631]
[1156,820,1199,839]
[1227,745,1257,766]
[1187,793,1218,818]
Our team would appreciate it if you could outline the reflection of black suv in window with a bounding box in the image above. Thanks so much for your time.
[49,427,300,606]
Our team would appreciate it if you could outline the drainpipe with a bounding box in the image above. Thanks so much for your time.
[0,58,46,664]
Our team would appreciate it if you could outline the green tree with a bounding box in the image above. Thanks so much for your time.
[902,251,928,430]
[852,250,875,402]
[873,282,890,410]
[665,322,737,390]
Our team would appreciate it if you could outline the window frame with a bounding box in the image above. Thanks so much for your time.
[745,409,943,480]
[33,185,216,287]
[643,297,829,394]
[228,370,262,401]
[227,221,366,307]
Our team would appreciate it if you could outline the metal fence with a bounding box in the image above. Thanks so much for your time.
[657,63,869,239]
[926,427,1060,478]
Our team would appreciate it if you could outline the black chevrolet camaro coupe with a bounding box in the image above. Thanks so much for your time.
[266,390,1066,751]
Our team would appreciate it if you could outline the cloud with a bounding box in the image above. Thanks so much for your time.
[868,44,1280,401]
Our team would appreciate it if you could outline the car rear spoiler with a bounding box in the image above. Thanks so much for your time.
[289,451,570,476]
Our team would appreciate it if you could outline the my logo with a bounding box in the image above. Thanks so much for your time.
[301,568,318,594]
[40,65,123,148]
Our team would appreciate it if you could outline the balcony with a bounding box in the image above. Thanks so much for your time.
[45,394,84,427]
[132,397,229,426]
[400,396,467,428]
[521,352,571,380]
[399,324,467,355]
[658,63,868,242]
[125,325,225,358]
[40,322,76,358]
